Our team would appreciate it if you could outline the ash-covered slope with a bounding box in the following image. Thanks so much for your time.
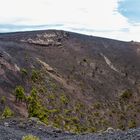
[0,30,140,133]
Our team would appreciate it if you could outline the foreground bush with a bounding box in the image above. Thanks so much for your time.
[22,134,40,140]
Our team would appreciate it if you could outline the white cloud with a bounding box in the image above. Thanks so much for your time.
[0,0,140,41]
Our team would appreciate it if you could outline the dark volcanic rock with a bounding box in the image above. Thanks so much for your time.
[0,119,140,140]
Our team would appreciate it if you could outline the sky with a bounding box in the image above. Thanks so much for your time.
[0,0,140,41]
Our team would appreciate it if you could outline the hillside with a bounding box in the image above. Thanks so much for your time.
[0,30,140,133]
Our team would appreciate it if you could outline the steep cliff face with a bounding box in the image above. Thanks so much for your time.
[0,30,140,132]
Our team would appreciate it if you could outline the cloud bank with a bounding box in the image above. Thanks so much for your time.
[0,0,140,41]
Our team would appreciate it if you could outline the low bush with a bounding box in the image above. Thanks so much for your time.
[128,120,136,129]
[31,70,40,82]
[120,90,132,100]
[15,86,25,102]
[21,68,28,76]
[2,106,14,118]
[22,134,40,140]
[1,96,6,104]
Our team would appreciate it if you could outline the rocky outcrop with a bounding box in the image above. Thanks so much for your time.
[20,31,68,47]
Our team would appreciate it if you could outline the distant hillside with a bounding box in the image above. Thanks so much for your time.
[0,30,140,133]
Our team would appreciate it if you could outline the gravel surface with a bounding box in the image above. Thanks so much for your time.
[0,118,140,140]
[61,129,140,140]
[0,118,75,140]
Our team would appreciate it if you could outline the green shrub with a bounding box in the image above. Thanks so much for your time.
[22,134,40,140]
[31,70,40,82]
[71,116,79,124]
[48,93,55,100]
[117,122,125,130]
[60,94,69,105]
[128,120,136,129]
[2,106,14,118]
[38,87,46,93]
[93,112,100,117]
[21,68,28,76]
[64,109,72,115]
[119,113,125,120]
[15,86,25,102]
[126,104,134,111]
[50,83,57,90]
[1,96,6,104]
[93,102,101,109]
[89,127,97,133]
[120,90,132,100]
[27,88,48,124]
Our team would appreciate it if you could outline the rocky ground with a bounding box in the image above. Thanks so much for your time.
[0,118,140,140]
[0,118,75,140]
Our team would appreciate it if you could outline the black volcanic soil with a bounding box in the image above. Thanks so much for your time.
[0,30,140,134]
[0,118,140,140]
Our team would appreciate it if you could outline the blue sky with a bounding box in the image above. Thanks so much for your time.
[0,0,140,41]
[118,0,140,23]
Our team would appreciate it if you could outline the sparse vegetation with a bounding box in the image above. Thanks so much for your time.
[10,68,140,133]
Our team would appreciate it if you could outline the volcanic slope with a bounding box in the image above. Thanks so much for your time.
[0,30,140,132]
